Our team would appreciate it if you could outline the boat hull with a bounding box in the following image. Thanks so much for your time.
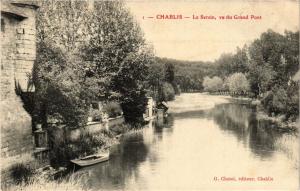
[70,153,109,167]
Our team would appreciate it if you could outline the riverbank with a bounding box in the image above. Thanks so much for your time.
[5,173,90,191]
[2,122,135,191]
[255,110,299,131]
[231,97,299,131]
[205,92,299,131]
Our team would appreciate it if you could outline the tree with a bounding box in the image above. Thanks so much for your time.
[222,77,230,92]
[161,82,175,101]
[215,53,235,78]
[283,31,299,85]
[35,1,102,128]
[33,42,90,128]
[81,1,154,125]
[164,63,180,94]
[202,76,212,92]
[147,61,165,101]
[286,82,299,120]
[35,1,155,127]
[202,76,223,92]
[227,73,250,94]
[37,0,91,55]
[112,47,154,125]
[232,46,249,73]
[165,63,175,83]
[248,39,275,96]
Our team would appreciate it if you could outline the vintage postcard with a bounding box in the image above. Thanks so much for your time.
[1,0,299,190]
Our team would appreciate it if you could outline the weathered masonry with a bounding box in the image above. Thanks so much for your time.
[1,1,41,185]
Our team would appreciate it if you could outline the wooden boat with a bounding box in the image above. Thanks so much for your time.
[70,153,109,167]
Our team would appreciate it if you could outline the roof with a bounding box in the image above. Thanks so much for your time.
[1,1,39,20]
[157,101,169,109]
[10,1,39,9]
[161,101,168,107]
[1,3,28,19]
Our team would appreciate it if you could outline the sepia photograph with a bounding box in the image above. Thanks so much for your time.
[0,0,299,190]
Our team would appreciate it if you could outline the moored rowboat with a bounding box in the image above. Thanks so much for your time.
[70,153,109,167]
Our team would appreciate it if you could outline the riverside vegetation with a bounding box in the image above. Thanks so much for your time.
[154,30,299,128]
[9,1,184,189]
[7,1,153,190]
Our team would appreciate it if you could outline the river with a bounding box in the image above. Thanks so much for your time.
[71,93,299,190]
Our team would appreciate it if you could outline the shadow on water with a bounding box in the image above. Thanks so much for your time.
[164,103,297,161]
[69,116,175,190]
[146,115,175,148]
[69,133,150,190]
[154,114,174,131]
[207,103,298,161]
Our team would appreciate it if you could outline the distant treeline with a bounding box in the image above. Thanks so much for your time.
[154,29,299,120]
[155,58,215,92]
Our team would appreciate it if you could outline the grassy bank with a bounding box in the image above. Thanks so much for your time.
[4,121,149,191]
[4,174,90,191]
[4,124,133,191]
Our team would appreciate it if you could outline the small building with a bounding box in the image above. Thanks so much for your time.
[144,97,155,121]
[157,101,168,112]
[156,101,168,119]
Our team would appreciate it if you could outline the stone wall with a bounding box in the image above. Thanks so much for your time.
[1,3,37,98]
[1,2,39,186]
[63,116,125,142]
[108,116,125,128]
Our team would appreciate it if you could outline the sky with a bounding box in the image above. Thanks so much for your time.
[126,0,299,61]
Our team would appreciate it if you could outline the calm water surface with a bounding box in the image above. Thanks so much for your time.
[72,93,299,190]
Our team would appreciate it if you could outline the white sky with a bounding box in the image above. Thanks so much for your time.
[126,0,299,61]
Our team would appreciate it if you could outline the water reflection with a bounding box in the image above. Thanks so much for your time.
[72,116,175,190]
[208,104,251,144]
[208,103,298,162]
[70,94,298,190]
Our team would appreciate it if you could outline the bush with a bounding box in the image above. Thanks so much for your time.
[50,140,77,168]
[261,84,299,122]
[10,163,34,185]
[75,132,106,156]
[103,102,123,118]
[6,174,90,191]
[49,129,115,167]
[262,86,287,116]
[162,82,175,101]
[100,129,114,138]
